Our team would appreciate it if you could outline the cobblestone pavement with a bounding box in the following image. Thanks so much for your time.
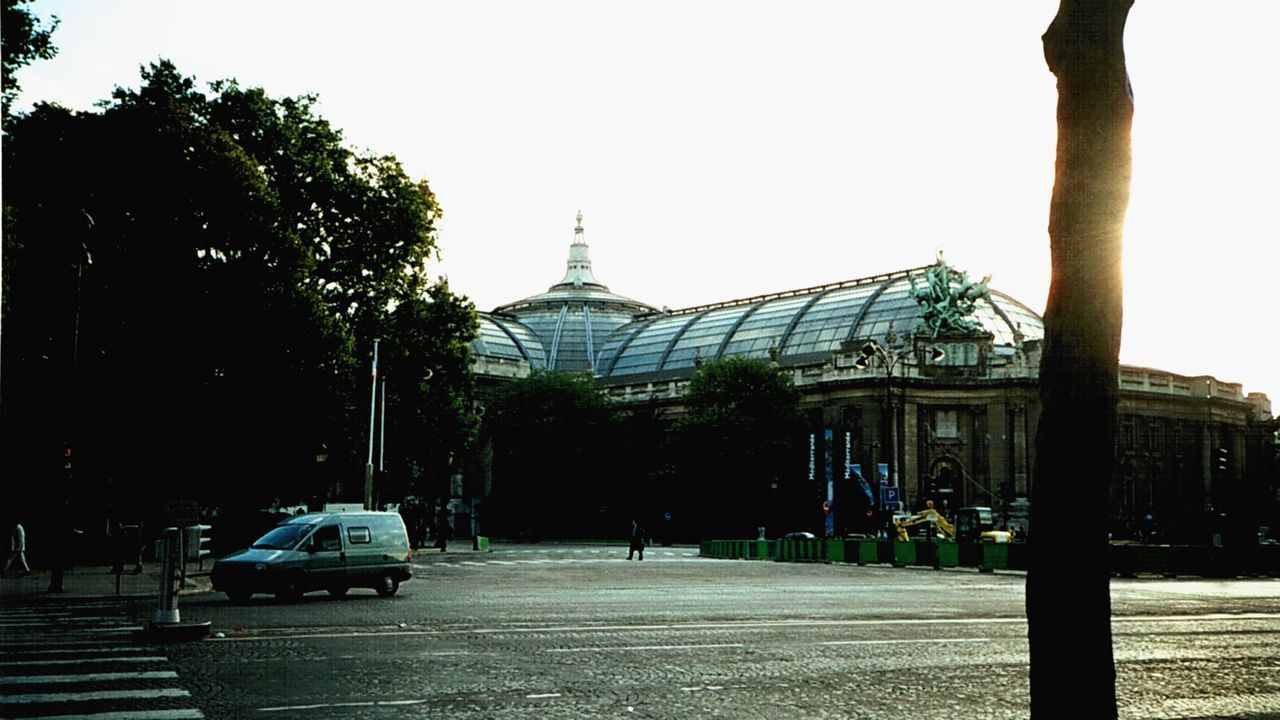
[156,544,1278,719]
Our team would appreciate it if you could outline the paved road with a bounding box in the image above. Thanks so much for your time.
[148,545,1279,718]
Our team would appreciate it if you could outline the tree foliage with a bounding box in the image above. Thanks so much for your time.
[675,357,803,537]
[483,372,619,538]
[380,280,480,506]
[1,61,474,528]
[1,0,58,123]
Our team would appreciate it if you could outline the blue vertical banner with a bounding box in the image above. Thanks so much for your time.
[851,463,873,505]
[824,429,834,536]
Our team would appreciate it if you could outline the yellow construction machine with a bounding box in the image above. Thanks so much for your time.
[893,502,1011,543]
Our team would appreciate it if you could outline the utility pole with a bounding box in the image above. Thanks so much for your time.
[364,339,380,510]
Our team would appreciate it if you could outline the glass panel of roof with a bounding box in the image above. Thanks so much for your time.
[478,315,547,367]
[607,315,690,375]
[991,293,1045,341]
[663,306,751,370]
[781,284,880,355]
[720,295,811,359]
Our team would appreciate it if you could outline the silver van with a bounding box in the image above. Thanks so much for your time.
[211,511,412,602]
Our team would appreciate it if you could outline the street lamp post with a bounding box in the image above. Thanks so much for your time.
[853,332,944,503]
[854,331,906,493]
[364,339,380,510]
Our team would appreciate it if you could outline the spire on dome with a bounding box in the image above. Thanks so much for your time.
[559,210,601,287]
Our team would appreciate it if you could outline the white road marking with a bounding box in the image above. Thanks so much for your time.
[5,646,147,655]
[526,692,562,699]
[258,699,428,712]
[0,688,191,704]
[0,656,167,667]
[681,686,727,692]
[820,637,991,646]
[547,643,745,653]
[33,711,203,720]
[0,670,178,684]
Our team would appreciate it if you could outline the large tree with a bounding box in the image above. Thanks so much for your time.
[675,357,804,538]
[1029,1,1133,716]
[1,61,468,530]
[1,0,58,123]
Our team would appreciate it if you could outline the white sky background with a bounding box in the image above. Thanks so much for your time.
[13,1,1280,403]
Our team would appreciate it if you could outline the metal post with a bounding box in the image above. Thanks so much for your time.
[379,378,387,473]
[178,526,187,590]
[365,339,380,510]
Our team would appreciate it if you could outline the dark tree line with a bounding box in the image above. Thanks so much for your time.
[481,358,804,541]
[2,60,478,543]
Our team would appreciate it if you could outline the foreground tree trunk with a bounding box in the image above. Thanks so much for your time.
[1029,1,1133,717]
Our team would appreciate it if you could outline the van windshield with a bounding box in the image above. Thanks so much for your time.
[251,523,316,550]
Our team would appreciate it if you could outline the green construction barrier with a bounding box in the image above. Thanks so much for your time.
[937,542,959,567]
[827,539,845,563]
[858,539,880,565]
[981,543,1009,571]
[893,541,916,566]
[472,535,491,552]
[752,540,770,559]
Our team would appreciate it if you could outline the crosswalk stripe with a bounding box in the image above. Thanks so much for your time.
[0,656,168,667]
[0,687,192,704]
[29,710,204,720]
[0,670,179,684]
[0,602,207,720]
[5,646,147,656]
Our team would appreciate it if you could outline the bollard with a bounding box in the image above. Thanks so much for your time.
[153,527,181,625]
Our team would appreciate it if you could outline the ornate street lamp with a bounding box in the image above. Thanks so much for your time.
[851,331,945,494]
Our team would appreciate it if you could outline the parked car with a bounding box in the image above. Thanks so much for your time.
[783,531,817,540]
[211,511,412,602]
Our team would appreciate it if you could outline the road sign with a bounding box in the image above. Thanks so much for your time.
[822,500,831,516]
[881,486,900,510]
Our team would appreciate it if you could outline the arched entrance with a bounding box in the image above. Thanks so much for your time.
[927,456,964,514]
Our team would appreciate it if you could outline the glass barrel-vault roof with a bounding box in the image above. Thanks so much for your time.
[595,268,1044,382]
[472,314,547,367]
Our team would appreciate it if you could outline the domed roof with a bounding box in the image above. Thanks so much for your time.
[595,266,1043,381]
[493,212,655,316]
[480,212,655,373]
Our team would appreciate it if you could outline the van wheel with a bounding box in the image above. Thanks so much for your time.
[226,590,251,604]
[375,573,399,597]
[328,586,348,598]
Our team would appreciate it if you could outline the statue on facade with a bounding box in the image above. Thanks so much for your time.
[908,254,992,338]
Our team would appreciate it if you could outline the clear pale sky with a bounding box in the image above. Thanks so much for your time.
[12,1,1279,404]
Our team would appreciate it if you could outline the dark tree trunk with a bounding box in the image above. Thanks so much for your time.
[1030,1,1133,717]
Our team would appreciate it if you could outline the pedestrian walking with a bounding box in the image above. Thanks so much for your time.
[627,519,646,561]
[5,520,31,577]
[434,503,452,553]
[46,517,84,594]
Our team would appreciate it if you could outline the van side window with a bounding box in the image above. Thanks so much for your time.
[347,526,372,544]
[313,525,342,552]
